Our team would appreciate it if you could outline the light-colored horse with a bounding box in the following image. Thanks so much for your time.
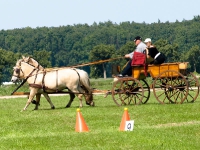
[11,58,94,111]
[22,56,93,109]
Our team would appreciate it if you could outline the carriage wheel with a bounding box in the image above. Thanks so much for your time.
[184,72,200,102]
[140,79,150,104]
[152,70,189,104]
[112,77,144,106]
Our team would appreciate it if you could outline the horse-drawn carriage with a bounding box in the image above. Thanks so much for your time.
[11,56,200,111]
[111,62,199,106]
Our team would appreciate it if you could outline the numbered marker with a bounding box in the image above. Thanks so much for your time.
[125,120,134,131]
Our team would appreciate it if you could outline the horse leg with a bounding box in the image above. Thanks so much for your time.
[42,92,55,109]
[77,94,83,108]
[66,93,75,108]
[77,94,90,106]
[22,89,37,111]
[75,93,93,107]
[33,93,41,110]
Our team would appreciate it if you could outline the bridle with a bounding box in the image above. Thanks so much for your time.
[11,60,40,95]
[12,62,25,78]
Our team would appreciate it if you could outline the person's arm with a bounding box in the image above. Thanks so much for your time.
[125,52,133,59]
[145,48,151,58]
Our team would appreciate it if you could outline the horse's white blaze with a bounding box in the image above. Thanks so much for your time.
[11,76,18,82]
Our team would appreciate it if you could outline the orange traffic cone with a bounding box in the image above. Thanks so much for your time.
[75,108,89,132]
[119,108,130,131]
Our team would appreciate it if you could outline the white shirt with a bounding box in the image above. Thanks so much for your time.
[129,42,146,59]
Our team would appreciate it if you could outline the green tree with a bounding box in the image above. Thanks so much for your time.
[1,16,200,74]
[33,50,51,68]
[185,45,200,72]
[112,41,136,72]
[154,39,180,62]
[89,44,115,78]
[0,48,17,82]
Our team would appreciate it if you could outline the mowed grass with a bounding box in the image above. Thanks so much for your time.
[0,79,200,150]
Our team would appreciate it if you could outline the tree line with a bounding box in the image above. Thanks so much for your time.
[0,15,200,82]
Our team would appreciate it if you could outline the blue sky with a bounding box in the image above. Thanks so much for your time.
[0,0,199,30]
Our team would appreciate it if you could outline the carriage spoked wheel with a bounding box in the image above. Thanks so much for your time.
[184,72,200,102]
[111,77,144,106]
[139,79,150,104]
[152,70,189,104]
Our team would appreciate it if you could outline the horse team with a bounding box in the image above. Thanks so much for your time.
[11,56,94,111]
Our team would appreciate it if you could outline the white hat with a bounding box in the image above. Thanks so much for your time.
[144,38,151,43]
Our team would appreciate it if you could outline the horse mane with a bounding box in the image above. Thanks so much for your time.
[22,56,44,70]
[15,57,44,74]
[16,59,24,66]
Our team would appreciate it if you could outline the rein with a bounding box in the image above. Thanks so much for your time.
[69,56,124,67]
[45,56,124,71]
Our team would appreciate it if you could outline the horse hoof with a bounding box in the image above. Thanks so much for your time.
[66,105,70,108]
[31,100,40,106]
[51,106,55,109]
[31,100,37,104]
[86,101,90,105]
[21,109,26,112]
[90,102,95,106]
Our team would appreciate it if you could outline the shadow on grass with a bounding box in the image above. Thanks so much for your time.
[31,98,200,111]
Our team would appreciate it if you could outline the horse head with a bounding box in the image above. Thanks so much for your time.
[11,59,25,82]
[11,58,37,83]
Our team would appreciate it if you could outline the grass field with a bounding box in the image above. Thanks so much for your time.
[0,78,200,149]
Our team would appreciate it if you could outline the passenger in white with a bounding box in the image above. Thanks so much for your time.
[144,38,166,64]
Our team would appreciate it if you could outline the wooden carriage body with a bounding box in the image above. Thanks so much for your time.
[132,62,188,79]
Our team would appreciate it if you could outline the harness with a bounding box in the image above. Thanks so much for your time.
[28,69,84,94]
[12,61,84,95]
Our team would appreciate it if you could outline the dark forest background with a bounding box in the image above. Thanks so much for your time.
[0,16,200,82]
